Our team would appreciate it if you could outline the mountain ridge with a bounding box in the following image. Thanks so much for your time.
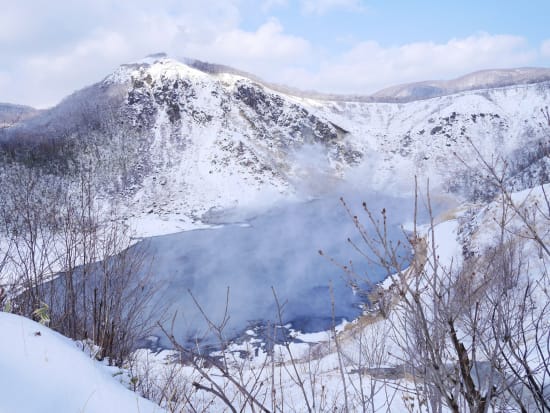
[140,55,550,103]
[1,56,549,237]
[371,67,550,100]
[0,103,40,128]
[3,55,550,111]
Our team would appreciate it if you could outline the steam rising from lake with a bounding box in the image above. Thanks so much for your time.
[143,191,418,348]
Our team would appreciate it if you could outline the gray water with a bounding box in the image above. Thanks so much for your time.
[142,193,415,348]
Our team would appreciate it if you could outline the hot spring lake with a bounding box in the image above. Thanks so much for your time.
[138,193,417,348]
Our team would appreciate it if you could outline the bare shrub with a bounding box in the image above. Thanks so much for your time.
[0,164,158,365]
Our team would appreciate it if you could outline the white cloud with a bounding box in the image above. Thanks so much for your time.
[0,72,8,92]
[0,0,245,107]
[261,0,288,12]
[541,39,550,58]
[0,2,547,108]
[0,5,26,43]
[4,29,134,108]
[1,11,313,108]
[0,8,192,107]
[183,19,312,74]
[280,33,539,94]
[300,0,365,15]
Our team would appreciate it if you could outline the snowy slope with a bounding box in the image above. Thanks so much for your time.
[372,67,550,100]
[0,312,163,413]
[97,57,550,224]
[1,57,549,411]
[1,56,549,236]
[110,58,550,235]
[0,103,38,128]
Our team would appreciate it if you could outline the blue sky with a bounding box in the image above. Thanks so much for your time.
[1,0,549,108]
[248,1,550,47]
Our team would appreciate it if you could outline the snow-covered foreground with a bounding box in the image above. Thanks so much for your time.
[122,198,465,412]
[1,182,548,412]
[125,184,550,412]
[0,312,163,413]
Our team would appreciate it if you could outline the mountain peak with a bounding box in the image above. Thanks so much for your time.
[107,55,550,103]
[126,52,170,66]
[107,54,213,86]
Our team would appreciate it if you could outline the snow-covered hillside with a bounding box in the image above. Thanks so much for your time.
[1,56,550,411]
[0,103,38,128]
[120,181,550,412]
[372,67,550,100]
[0,312,162,413]
[1,56,549,236]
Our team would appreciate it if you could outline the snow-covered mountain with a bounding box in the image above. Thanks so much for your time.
[2,56,550,412]
[372,67,550,100]
[1,55,549,235]
[0,103,38,128]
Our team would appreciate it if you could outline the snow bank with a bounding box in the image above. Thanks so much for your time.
[0,312,163,413]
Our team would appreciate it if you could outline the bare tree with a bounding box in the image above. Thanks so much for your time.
[326,168,550,412]
[0,163,158,365]
[0,164,63,317]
